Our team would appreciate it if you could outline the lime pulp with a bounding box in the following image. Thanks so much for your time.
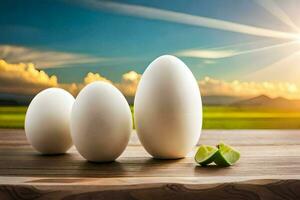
[214,143,240,167]
[194,145,218,166]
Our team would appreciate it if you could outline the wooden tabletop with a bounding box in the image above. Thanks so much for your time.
[0,129,300,200]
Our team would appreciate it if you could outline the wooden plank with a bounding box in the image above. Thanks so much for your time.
[0,129,300,199]
[2,129,300,146]
[0,129,300,180]
[0,180,299,200]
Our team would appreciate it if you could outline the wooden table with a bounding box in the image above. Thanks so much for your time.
[0,129,300,199]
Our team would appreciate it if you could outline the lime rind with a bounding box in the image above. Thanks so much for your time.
[194,145,218,166]
[214,143,240,167]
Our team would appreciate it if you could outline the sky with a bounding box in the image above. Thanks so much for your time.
[1,0,300,98]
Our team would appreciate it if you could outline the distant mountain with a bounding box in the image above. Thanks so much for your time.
[1,92,300,108]
[202,95,247,105]
[233,95,300,108]
[233,95,271,106]
[123,95,248,106]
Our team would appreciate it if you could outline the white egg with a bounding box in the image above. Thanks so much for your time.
[25,88,74,154]
[71,81,132,162]
[134,55,202,159]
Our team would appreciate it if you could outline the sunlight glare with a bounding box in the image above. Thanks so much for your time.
[297,35,300,43]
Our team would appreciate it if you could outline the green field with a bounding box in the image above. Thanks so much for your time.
[0,106,27,129]
[1,106,300,129]
[203,106,300,129]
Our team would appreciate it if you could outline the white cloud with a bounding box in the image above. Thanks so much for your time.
[0,59,58,95]
[115,71,141,97]
[199,76,300,99]
[2,59,300,100]
[176,41,297,59]
[0,45,105,69]
[80,70,300,100]
[71,0,299,40]
[0,59,142,97]
[203,60,216,64]
[84,72,112,85]
[177,49,237,59]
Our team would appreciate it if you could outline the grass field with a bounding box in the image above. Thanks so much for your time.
[1,106,300,129]
[0,106,26,129]
[203,106,300,129]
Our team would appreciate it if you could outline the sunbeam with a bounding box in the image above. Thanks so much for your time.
[246,49,300,83]
[176,41,298,59]
[71,0,299,40]
[254,0,300,32]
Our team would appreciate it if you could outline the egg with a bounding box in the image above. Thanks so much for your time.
[70,81,132,162]
[25,88,74,154]
[134,55,202,159]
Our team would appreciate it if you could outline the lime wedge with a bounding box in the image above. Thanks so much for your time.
[214,143,240,167]
[195,145,218,166]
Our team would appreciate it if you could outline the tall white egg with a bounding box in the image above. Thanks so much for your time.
[25,88,74,154]
[71,81,132,162]
[134,55,202,159]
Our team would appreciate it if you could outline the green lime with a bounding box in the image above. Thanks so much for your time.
[214,143,240,167]
[194,145,218,166]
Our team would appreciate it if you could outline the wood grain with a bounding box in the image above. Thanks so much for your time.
[0,129,300,199]
[0,180,300,200]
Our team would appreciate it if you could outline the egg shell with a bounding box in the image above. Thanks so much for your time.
[25,88,74,154]
[71,81,132,162]
[134,55,202,159]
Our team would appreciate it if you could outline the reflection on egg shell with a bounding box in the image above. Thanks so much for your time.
[25,88,74,154]
[71,81,132,162]
[134,55,202,159]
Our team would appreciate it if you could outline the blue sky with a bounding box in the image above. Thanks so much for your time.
[1,0,300,83]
